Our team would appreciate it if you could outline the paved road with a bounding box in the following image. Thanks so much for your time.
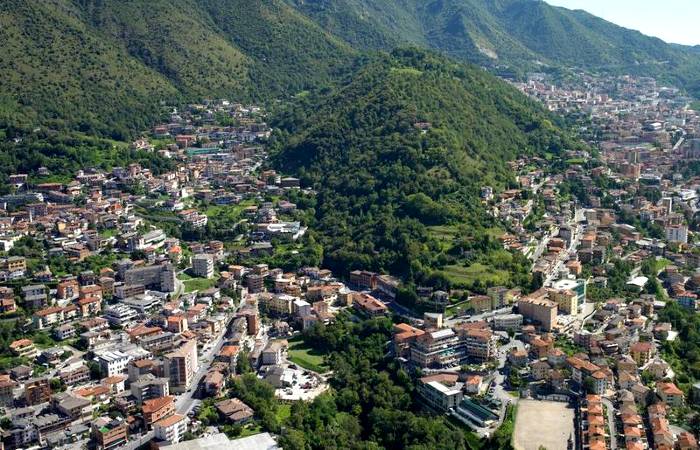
[542,208,584,287]
[601,397,617,450]
[175,314,235,415]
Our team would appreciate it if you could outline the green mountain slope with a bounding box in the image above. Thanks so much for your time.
[195,0,357,96]
[272,48,579,282]
[287,0,700,95]
[0,0,355,137]
[0,0,178,137]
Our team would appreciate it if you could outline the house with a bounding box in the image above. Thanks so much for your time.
[464,374,483,394]
[91,417,128,450]
[203,370,224,397]
[678,431,699,450]
[215,398,254,424]
[417,373,463,412]
[630,341,654,366]
[656,382,684,407]
[261,340,287,366]
[101,375,127,394]
[9,339,38,359]
[143,396,175,427]
[153,413,188,445]
[352,293,387,316]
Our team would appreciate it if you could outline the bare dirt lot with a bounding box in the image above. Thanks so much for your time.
[513,399,575,450]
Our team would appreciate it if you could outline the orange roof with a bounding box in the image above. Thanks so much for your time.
[153,413,186,428]
[419,373,459,385]
[465,375,482,385]
[35,306,63,316]
[626,442,644,450]
[588,414,605,426]
[143,396,174,413]
[10,338,33,348]
[394,323,425,342]
[592,370,607,380]
[102,375,126,385]
[624,426,642,438]
[181,330,196,339]
[75,385,110,398]
[133,359,154,368]
[78,296,100,305]
[658,382,683,396]
[678,432,698,449]
[129,325,162,338]
[219,345,239,358]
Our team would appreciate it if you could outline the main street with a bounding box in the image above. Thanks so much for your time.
[175,313,236,415]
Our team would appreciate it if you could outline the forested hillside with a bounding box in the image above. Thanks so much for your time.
[287,0,700,95]
[0,0,355,138]
[272,48,581,285]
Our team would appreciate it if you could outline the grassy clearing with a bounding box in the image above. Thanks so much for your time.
[445,300,470,318]
[239,424,263,438]
[440,263,509,287]
[182,277,218,293]
[428,226,504,252]
[287,336,329,373]
[276,403,292,422]
[390,67,422,76]
[428,225,461,251]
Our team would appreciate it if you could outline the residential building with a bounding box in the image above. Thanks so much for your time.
[492,314,523,331]
[96,350,131,377]
[215,398,254,424]
[665,225,688,244]
[458,328,496,361]
[104,305,137,326]
[417,373,463,412]
[630,341,654,366]
[130,376,170,404]
[410,329,460,368]
[656,382,684,407]
[352,292,388,316]
[192,254,214,279]
[143,396,175,427]
[518,295,558,331]
[163,339,198,393]
[153,414,188,445]
[10,338,38,359]
[24,377,52,405]
[21,284,48,309]
[92,417,128,450]
[59,362,90,385]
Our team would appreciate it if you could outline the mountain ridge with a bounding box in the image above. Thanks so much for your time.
[286,0,700,95]
[0,0,357,138]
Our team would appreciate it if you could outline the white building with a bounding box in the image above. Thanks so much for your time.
[192,254,214,279]
[96,350,132,377]
[665,225,688,244]
[492,314,523,331]
[104,305,138,326]
[154,414,188,445]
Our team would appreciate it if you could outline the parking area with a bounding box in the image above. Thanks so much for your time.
[275,366,329,401]
[513,399,574,450]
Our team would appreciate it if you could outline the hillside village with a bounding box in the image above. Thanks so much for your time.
[0,74,700,450]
